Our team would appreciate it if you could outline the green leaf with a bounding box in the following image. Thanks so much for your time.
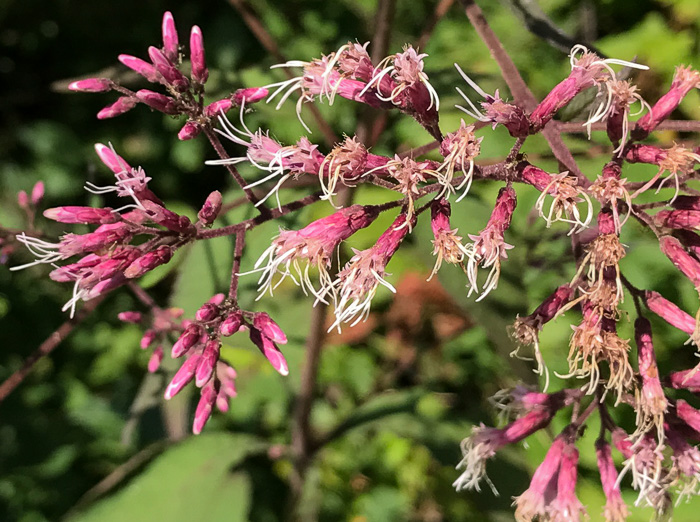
[67,433,262,522]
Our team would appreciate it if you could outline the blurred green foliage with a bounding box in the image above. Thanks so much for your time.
[1,0,699,521]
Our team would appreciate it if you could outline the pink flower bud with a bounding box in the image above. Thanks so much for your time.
[17,190,29,209]
[59,223,133,257]
[195,340,220,387]
[624,144,667,165]
[135,89,178,114]
[253,312,287,344]
[177,121,201,141]
[635,317,667,432]
[49,254,102,282]
[44,206,120,225]
[118,54,161,83]
[141,200,192,233]
[659,235,700,288]
[31,182,44,206]
[97,96,137,119]
[645,290,695,334]
[197,191,222,225]
[204,98,233,118]
[669,369,700,393]
[655,209,700,230]
[140,329,157,349]
[118,311,143,323]
[207,293,225,305]
[195,302,219,322]
[514,436,565,520]
[94,143,131,174]
[68,78,112,93]
[161,11,179,63]
[124,245,173,279]
[677,399,700,433]
[148,346,164,373]
[193,380,218,434]
[550,442,585,521]
[164,353,202,399]
[232,87,269,106]
[172,324,203,358]
[633,66,700,140]
[216,364,238,412]
[189,25,208,84]
[249,328,289,375]
[148,46,189,91]
[595,439,628,522]
[220,313,243,337]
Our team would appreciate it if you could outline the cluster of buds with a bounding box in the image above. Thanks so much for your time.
[67,11,266,139]
[10,144,223,316]
[164,295,288,433]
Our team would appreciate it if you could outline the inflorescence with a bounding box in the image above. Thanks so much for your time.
[5,10,700,520]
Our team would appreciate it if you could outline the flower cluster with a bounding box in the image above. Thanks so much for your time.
[6,9,700,520]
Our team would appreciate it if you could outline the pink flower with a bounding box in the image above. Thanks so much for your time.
[530,45,647,132]
[514,436,565,521]
[454,64,530,138]
[595,438,629,522]
[634,318,667,440]
[330,212,415,329]
[252,205,379,299]
[633,66,700,140]
[454,405,561,492]
[466,186,516,299]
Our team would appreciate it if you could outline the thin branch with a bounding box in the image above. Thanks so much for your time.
[417,0,456,50]
[0,295,105,402]
[229,232,246,301]
[288,185,354,519]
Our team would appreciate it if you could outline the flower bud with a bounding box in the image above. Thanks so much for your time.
[97,96,137,119]
[204,99,233,118]
[161,11,179,63]
[68,78,112,93]
[44,206,120,225]
[135,89,178,114]
[189,25,208,84]
[118,54,161,83]
[197,191,222,225]
[193,380,218,434]
[164,353,202,399]
[220,313,243,337]
[249,328,289,375]
[172,324,202,358]
[140,329,157,349]
[195,302,219,323]
[232,87,268,106]
[148,345,164,373]
[17,190,28,209]
[253,312,287,344]
[195,340,220,387]
[31,182,44,206]
[178,121,201,140]
[124,245,173,278]
[118,311,143,323]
